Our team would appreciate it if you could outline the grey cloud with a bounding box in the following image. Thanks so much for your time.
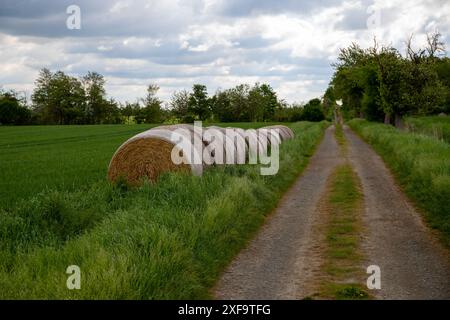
[335,7,371,30]
[213,0,342,16]
[0,0,197,37]
[65,37,226,65]
[1,0,448,104]
[233,36,272,49]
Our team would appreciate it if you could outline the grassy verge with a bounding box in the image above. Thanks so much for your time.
[334,122,347,153]
[319,164,369,300]
[348,119,450,247]
[404,116,450,144]
[0,121,328,299]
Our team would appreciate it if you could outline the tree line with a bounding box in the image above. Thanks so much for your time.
[326,32,450,126]
[0,69,327,125]
[2,32,449,126]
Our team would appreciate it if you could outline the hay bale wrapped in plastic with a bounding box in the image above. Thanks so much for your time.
[203,125,228,165]
[224,127,248,164]
[260,125,294,141]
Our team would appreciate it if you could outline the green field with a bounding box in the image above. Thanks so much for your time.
[0,122,278,208]
[348,119,450,246]
[0,124,157,208]
[0,121,328,299]
[404,116,450,144]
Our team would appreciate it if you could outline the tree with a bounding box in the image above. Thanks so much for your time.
[53,71,86,124]
[0,90,31,125]
[121,101,141,124]
[83,71,107,124]
[399,33,447,118]
[329,35,448,125]
[273,100,303,122]
[245,83,279,121]
[188,84,211,120]
[425,31,445,59]
[227,84,250,122]
[356,62,383,121]
[32,69,85,124]
[141,84,163,123]
[433,57,450,113]
[211,89,232,122]
[322,86,336,119]
[31,69,129,124]
[170,90,192,122]
[31,68,52,123]
[102,98,122,124]
[301,98,325,122]
[259,83,279,120]
[246,85,265,122]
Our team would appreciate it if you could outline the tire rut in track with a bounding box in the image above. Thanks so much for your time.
[214,126,342,299]
[344,126,450,299]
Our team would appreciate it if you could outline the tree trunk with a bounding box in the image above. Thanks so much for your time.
[384,113,391,125]
[394,113,404,129]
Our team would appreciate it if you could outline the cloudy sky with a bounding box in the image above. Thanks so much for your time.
[0,0,449,105]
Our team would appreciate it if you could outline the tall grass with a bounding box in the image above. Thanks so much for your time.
[0,121,328,299]
[348,119,450,246]
[404,116,450,144]
[320,164,368,300]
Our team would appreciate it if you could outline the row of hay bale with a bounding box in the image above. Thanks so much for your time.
[107,124,294,185]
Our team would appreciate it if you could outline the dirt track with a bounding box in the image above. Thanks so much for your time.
[214,125,450,300]
[345,127,450,299]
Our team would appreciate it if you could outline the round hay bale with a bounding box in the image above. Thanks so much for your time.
[244,128,266,159]
[261,125,294,141]
[206,126,230,165]
[255,128,270,146]
[225,127,247,164]
[108,128,203,185]
[280,126,294,139]
[152,124,204,146]
[270,126,290,141]
[256,127,281,147]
